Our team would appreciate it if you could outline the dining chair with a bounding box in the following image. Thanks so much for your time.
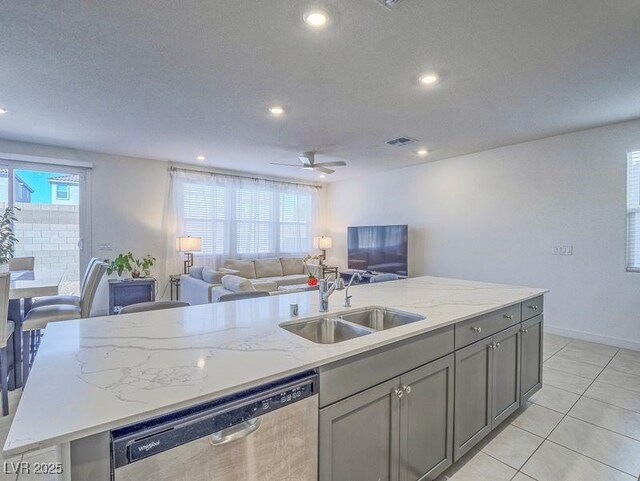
[120,301,189,314]
[8,257,35,272]
[218,291,270,303]
[369,273,400,283]
[21,261,107,384]
[30,257,101,309]
[0,272,14,415]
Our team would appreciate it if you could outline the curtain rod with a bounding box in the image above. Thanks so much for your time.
[168,166,323,189]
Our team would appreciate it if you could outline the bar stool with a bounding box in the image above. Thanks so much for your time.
[0,272,15,415]
[21,261,107,384]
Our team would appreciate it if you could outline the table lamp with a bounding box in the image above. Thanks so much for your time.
[313,236,332,265]
[176,236,202,274]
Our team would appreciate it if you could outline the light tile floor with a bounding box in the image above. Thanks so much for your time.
[437,333,640,481]
[0,334,639,481]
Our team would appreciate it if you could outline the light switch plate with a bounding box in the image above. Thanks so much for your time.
[552,245,573,255]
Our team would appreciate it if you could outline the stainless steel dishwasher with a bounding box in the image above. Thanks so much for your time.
[111,371,318,481]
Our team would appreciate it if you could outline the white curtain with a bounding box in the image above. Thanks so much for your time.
[163,168,321,275]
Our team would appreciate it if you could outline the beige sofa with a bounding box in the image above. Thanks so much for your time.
[179,257,311,305]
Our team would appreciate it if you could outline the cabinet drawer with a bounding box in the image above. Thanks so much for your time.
[522,296,544,321]
[454,305,521,350]
[319,326,454,407]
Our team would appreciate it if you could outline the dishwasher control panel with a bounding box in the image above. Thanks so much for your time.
[111,371,318,468]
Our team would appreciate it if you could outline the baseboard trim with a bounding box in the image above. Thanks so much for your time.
[545,325,640,351]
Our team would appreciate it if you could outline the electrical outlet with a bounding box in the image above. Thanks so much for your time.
[552,245,573,256]
[98,242,113,251]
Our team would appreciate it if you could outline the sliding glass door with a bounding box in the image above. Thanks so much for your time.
[0,162,89,295]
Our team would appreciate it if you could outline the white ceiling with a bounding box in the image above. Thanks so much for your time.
[1,0,639,182]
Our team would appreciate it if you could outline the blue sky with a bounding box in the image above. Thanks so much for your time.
[16,170,62,203]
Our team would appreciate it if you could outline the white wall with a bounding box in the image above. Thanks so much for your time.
[326,119,640,349]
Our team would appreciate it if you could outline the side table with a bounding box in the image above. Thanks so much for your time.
[320,265,339,281]
[108,278,156,315]
[169,274,181,301]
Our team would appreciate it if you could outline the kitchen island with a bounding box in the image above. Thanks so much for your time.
[3,276,546,480]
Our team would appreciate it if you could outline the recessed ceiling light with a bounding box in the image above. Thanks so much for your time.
[419,73,439,86]
[269,106,285,116]
[319,174,326,178]
[0,107,7,115]
[303,9,328,28]
[196,155,206,161]
[417,149,428,156]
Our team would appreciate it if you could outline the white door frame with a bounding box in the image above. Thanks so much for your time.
[0,159,93,273]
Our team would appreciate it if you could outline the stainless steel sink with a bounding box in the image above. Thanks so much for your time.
[281,317,375,344]
[339,307,426,331]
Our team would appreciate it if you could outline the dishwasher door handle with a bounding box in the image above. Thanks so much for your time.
[209,418,262,446]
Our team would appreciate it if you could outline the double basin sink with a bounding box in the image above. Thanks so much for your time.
[280,307,426,344]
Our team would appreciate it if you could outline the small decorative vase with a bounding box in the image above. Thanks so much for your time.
[131,269,141,279]
[307,276,318,287]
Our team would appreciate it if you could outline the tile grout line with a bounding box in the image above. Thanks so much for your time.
[511,339,627,480]
[523,344,640,479]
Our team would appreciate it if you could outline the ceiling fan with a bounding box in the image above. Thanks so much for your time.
[271,152,347,175]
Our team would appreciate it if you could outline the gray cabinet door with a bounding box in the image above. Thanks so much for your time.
[319,378,401,481]
[454,339,492,461]
[521,315,543,402]
[399,354,454,481]
[491,323,522,426]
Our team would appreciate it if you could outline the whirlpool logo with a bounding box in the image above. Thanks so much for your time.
[137,440,160,453]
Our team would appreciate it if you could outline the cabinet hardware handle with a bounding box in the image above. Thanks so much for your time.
[489,342,496,350]
[523,329,529,334]
[528,305,538,310]
[472,327,482,333]
[402,385,412,395]
[496,342,501,349]
[504,314,513,320]
[394,388,404,399]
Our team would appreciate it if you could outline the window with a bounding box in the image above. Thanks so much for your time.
[56,184,70,200]
[628,150,640,271]
[177,172,317,260]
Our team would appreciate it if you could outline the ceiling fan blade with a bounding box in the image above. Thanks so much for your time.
[270,163,305,167]
[315,166,335,174]
[315,161,347,167]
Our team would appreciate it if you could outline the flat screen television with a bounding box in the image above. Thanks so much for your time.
[347,225,408,276]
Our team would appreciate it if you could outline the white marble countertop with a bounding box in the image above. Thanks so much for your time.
[4,275,546,457]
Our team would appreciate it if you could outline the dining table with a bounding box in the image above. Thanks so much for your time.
[7,270,64,390]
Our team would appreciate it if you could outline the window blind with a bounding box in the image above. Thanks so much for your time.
[628,150,640,270]
[180,176,315,259]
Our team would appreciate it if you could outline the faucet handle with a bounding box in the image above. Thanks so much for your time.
[334,278,345,290]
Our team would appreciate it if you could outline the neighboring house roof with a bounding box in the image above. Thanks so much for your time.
[48,174,79,184]
[0,169,35,193]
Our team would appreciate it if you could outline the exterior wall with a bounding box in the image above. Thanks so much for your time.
[13,202,80,292]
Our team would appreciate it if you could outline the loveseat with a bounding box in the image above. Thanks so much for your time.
[179,257,311,305]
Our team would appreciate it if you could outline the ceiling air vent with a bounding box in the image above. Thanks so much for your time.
[374,0,408,9]
[386,136,418,147]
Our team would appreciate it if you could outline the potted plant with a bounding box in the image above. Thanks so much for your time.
[0,207,19,272]
[107,252,156,279]
[303,254,320,286]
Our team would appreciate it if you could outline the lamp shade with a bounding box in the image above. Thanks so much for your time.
[176,236,202,252]
[313,236,333,250]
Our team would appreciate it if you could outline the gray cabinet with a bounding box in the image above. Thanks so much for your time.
[319,378,400,481]
[400,354,454,481]
[520,315,543,402]
[454,324,522,460]
[491,324,521,425]
[319,355,455,481]
[454,338,492,461]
